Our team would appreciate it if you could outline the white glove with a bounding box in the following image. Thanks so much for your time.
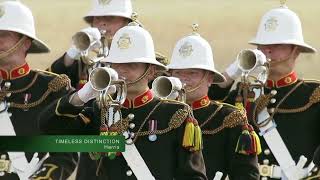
[19,153,41,180]
[282,156,309,180]
[77,82,99,103]
[8,152,40,180]
[225,59,242,80]
[66,46,81,59]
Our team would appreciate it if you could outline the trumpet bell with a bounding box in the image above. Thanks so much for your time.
[238,50,257,71]
[72,31,91,51]
[152,76,182,99]
[89,67,118,91]
[237,49,269,84]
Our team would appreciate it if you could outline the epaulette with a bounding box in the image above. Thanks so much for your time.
[48,74,70,92]
[201,101,245,135]
[223,109,248,128]
[34,69,70,91]
[210,107,261,156]
[30,163,58,180]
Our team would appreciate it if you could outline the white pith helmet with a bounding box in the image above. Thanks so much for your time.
[84,0,133,23]
[249,4,316,53]
[102,24,166,71]
[168,24,226,84]
[0,1,50,53]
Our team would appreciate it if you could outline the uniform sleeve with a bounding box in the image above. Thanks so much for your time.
[38,93,100,135]
[48,53,80,88]
[175,120,208,180]
[227,126,260,180]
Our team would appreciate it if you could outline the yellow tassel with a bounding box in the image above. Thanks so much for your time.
[235,102,245,110]
[182,118,195,149]
[191,125,202,151]
[250,130,262,155]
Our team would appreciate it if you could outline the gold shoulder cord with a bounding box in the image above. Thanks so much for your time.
[202,108,247,135]
[253,80,320,128]
[0,73,39,100]
[101,100,190,144]
[3,73,69,110]
[200,102,223,129]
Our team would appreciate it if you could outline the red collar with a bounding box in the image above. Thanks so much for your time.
[123,90,154,108]
[191,96,210,110]
[266,71,298,88]
[0,63,31,80]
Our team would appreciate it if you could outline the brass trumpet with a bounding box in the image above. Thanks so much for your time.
[152,76,186,102]
[237,49,269,84]
[89,67,127,108]
[72,28,107,66]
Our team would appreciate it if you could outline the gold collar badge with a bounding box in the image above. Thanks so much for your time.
[117,33,131,49]
[179,42,193,58]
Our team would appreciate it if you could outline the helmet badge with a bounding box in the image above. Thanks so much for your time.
[98,0,111,6]
[117,33,131,49]
[264,17,278,32]
[179,42,193,58]
[0,6,5,18]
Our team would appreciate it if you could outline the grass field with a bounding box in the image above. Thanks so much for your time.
[15,0,320,79]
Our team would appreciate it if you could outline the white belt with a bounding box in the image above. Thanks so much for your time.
[106,107,155,180]
[253,88,297,179]
[122,141,155,180]
[0,102,43,179]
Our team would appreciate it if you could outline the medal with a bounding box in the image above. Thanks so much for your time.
[148,120,157,142]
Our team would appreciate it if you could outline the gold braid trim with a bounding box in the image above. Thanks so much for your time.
[254,94,274,113]
[32,163,58,180]
[252,93,274,122]
[0,73,39,101]
[200,102,223,128]
[276,85,320,113]
[101,100,190,144]
[9,74,70,110]
[202,110,247,135]
[135,105,189,137]
[110,113,132,134]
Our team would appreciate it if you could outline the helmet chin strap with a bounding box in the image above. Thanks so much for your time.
[186,71,209,93]
[269,46,298,66]
[126,64,151,87]
[0,36,27,60]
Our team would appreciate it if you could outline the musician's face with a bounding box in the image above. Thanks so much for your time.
[171,69,207,88]
[257,44,297,63]
[111,63,149,83]
[171,69,212,102]
[92,16,129,38]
